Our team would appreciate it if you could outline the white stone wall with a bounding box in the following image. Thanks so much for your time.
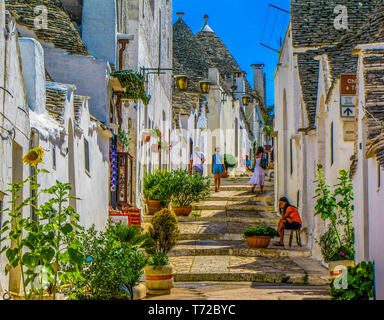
[354,49,384,299]
[0,4,31,292]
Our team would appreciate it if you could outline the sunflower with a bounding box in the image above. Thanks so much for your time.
[22,146,44,166]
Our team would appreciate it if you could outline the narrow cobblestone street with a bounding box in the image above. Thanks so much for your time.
[145,173,330,299]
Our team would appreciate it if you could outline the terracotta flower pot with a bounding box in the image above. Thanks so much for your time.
[245,236,272,249]
[145,265,174,295]
[146,200,162,215]
[328,260,355,280]
[142,132,151,142]
[172,206,193,217]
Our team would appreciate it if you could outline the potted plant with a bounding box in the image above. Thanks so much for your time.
[63,223,149,300]
[145,209,180,295]
[244,226,279,248]
[330,261,375,300]
[142,131,151,142]
[143,170,172,215]
[224,154,236,173]
[170,169,210,216]
[314,165,355,278]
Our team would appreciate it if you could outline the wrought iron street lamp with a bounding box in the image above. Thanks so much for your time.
[199,80,211,94]
[242,95,251,106]
[175,75,189,92]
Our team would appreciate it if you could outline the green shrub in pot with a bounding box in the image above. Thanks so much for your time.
[143,170,173,206]
[170,169,210,207]
[244,226,280,238]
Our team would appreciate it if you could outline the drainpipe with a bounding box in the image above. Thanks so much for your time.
[117,33,134,71]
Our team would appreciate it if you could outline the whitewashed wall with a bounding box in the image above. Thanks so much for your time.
[0,4,31,292]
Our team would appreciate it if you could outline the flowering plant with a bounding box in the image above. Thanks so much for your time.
[314,165,355,262]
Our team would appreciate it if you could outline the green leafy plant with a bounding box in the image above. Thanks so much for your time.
[118,130,132,153]
[110,70,151,105]
[330,261,375,300]
[314,164,355,262]
[148,252,169,267]
[224,154,236,169]
[147,208,180,256]
[107,223,154,252]
[244,226,279,238]
[170,170,210,207]
[143,170,173,206]
[0,149,85,300]
[64,224,149,300]
[263,125,273,138]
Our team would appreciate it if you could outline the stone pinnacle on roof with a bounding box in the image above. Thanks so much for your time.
[200,14,214,33]
[176,12,184,20]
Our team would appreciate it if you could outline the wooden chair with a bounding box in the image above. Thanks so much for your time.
[288,229,302,247]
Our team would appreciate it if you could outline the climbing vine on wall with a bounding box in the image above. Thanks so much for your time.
[111,70,151,105]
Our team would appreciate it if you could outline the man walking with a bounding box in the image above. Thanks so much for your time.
[189,146,205,176]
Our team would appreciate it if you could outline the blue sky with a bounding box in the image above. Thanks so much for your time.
[173,0,290,107]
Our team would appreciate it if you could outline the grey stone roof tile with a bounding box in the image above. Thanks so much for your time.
[5,0,89,55]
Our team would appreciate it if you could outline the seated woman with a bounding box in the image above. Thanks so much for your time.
[275,197,302,247]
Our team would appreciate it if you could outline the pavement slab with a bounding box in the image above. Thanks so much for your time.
[163,182,329,289]
[146,282,330,300]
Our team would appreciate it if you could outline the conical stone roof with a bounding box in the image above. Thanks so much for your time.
[5,0,89,55]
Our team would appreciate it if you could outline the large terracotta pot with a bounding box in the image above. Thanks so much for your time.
[245,236,272,249]
[328,260,355,280]
[145,265,173,295]
[146,200,162,215]
[172,206,193,217]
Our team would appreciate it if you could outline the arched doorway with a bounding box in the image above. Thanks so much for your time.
[68,120,77,212]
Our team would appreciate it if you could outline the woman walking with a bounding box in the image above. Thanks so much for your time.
[249,146,265,194]
[212,147,226,193]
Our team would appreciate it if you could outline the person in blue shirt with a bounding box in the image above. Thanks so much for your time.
[245,155,253,172]
[212,147,226,192]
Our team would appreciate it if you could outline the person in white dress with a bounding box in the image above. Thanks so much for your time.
[249,146,265,194]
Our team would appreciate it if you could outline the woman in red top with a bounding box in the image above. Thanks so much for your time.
[275,197,302,247]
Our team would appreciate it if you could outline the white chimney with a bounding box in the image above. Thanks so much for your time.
[252,64,265,106]
[19,38,46,114]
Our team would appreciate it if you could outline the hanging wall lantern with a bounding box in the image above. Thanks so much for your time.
[199,80,211,94]
[242,95,251,106]
[175,75,188,92]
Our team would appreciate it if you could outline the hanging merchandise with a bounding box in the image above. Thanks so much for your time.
[110,148,118,192]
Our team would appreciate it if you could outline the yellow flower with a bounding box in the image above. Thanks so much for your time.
[22,147,44,166]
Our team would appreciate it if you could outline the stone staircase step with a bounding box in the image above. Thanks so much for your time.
[207,190,274,202]
[210,185,274,192]
[193,201,275,212]
[170,256,329,285]
[178,220,278,233]
[169,240,311,258]
[212,177,274,186]
[143,210,280,223]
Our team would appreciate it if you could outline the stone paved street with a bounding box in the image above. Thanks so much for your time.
[144,174,330,299]
[146,282,330,300]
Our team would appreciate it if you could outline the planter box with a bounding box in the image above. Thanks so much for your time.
[245,236,272,248]
[172,206,193,217]
[146,200,162,215]
[145,265,173,295]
